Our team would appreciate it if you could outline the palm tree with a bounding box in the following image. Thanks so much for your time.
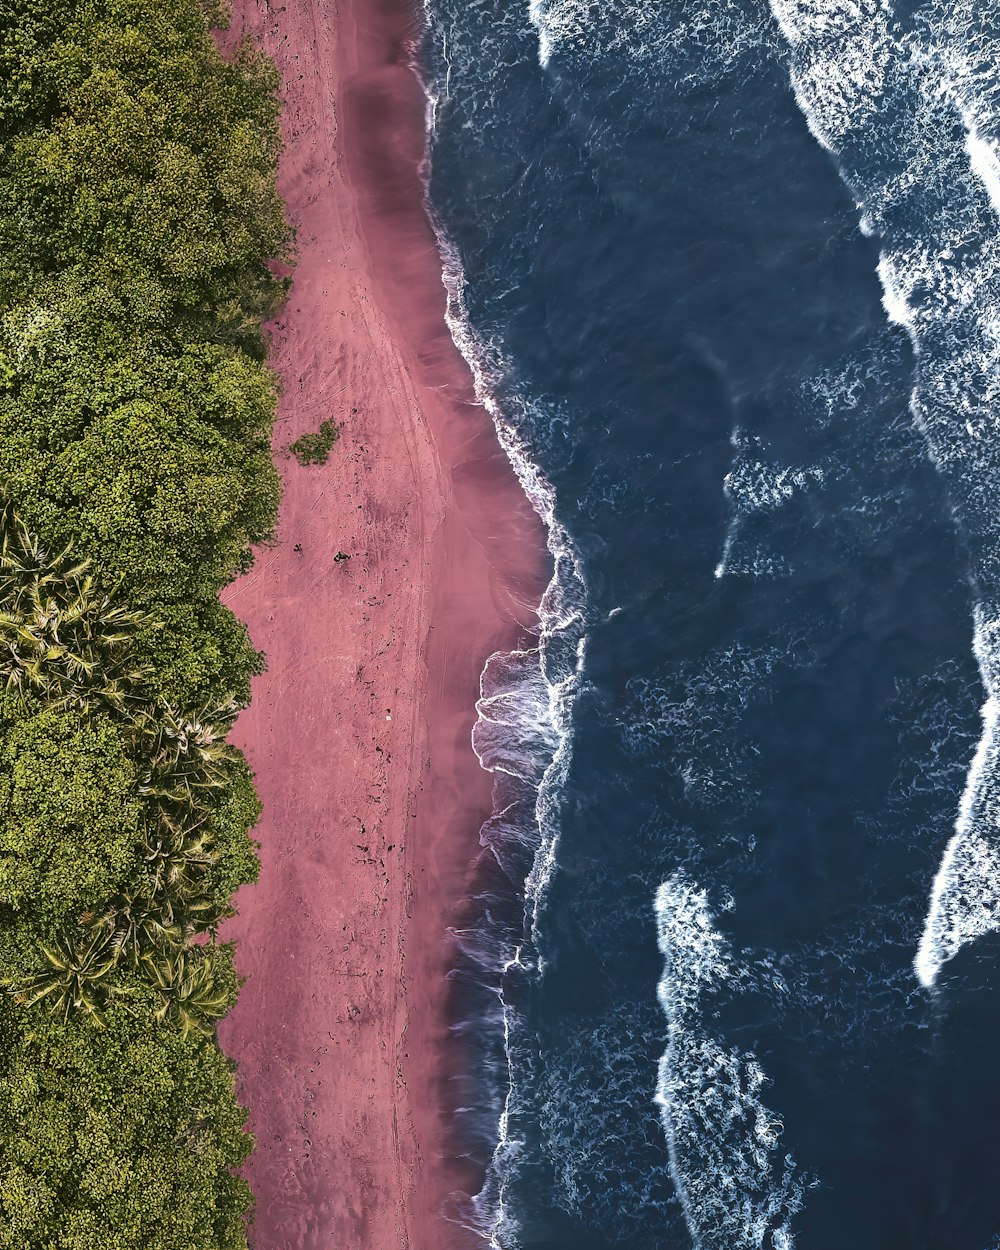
[141,815,221,898]
[8,928,119,1027]
[0,506,149,712]
[0,505,85,592]
[79,844,232,971]
[134,700,239,815]
[144,947,233,1038]
[0,504,247,1034]
[79,889,185,969]
[136,699,239,757]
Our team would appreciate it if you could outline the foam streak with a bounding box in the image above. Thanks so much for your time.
[655,875,806,1249]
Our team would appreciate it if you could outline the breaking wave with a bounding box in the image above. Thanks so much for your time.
[766,0,1000,987]
[529,0,776,80]
[418,11,592,1243]
[411,0,997,1241]
[655,873,808,1249]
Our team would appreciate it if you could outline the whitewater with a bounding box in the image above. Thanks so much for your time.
[764,0,1000,987]
[414,0,1000,1244]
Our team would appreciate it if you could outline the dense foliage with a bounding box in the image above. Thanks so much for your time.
[0,1,289,1244]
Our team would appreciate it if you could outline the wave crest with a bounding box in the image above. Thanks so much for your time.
[766,0,1000,988]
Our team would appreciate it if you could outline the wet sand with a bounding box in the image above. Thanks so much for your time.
[217,1,546,1247]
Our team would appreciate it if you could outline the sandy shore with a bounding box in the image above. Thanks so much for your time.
[217,2,545,1247]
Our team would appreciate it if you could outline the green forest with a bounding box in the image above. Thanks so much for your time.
[0,0,289,1244]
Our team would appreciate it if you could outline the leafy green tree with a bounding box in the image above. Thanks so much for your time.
[195,752,262,911]
[0,0,289,328]
[131,599,264,709]
[0,2,76,133]
[0,1000,253,1250]
[0,319,281,608]
[0,708,141,925]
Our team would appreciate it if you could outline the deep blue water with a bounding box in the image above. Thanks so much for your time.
[419,3,1000,1247]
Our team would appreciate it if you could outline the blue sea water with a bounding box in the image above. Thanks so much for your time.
[418,3,1000,1246]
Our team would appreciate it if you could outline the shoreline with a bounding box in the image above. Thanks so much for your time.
[217,1,547,1247]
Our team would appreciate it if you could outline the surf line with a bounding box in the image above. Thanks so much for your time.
[415,3,591,1243]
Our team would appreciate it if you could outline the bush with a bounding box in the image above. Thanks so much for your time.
[0,1000,253,1250]
[290,417,339,465]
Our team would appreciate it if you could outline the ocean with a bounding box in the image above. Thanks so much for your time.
[418,2,1000,1246]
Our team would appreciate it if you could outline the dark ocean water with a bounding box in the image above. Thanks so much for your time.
[418,3,1000,1247]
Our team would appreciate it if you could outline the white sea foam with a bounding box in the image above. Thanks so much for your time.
[529,0,776,82]
[769,0,893,153]
[530,0,658,69]
[923,2,1000,217]
[915,611,1000,987]
[655,874,807,1248]
[965,130,1000,218]
[715,427,825,579]
[438,241,589,946]
[765,0,1000,988]
[436,243,588,1246]
[419,10,592,1241]
[725,435,825,513]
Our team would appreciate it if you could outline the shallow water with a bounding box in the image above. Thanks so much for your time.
[419,3,1000,1245]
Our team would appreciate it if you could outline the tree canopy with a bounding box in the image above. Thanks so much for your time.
[0,708,140,925]
[0,0,289,1243]
[0,1001,253,1250]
